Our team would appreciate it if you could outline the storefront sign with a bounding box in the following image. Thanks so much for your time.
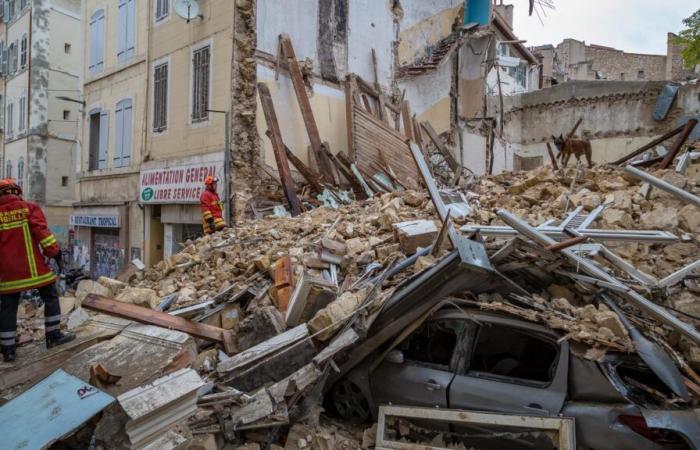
[69,215,120,228]
[139,159,224,204]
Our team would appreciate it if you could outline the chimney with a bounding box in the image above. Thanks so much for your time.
[493,2,514,29]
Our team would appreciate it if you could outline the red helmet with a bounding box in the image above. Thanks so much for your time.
[204,175,219,187]
[0,178,21,196]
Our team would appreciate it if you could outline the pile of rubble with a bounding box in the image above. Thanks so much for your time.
[3,157,700,448]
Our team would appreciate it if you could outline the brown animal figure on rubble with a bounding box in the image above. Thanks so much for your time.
[552,134,593,168]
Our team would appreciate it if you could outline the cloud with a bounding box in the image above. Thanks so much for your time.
[511,0,698,54]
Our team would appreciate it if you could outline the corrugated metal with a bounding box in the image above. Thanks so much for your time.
[352,105,419,182]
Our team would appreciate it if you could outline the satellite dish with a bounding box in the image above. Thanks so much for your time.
[174,0,200,22]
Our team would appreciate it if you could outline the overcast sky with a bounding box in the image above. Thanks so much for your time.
[511,0,698,54]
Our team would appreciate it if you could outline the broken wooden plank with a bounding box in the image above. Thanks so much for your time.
[660,118,697,169]
[264,130,324,193]
[546,142,559,170]
[612,124,685,165]
[217,324,310,375]
[274,256,294,314]
[421,122,459,173]
[431,215,452,257]
[82,295,235,353]
[279,34,335,179]
[401,101,414,140]
[312,328,359,365]
[258,82,303,216]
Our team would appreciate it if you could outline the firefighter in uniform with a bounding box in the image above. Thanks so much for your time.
[0,178,75,362]
[200,176,227,234]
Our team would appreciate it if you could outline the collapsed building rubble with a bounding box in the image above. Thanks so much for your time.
[3,143,700,447]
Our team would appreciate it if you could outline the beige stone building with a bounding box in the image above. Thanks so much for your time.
[0,0,81,247]
[73,0,147,278]
[140,0,233,267]
[535,34,698,87]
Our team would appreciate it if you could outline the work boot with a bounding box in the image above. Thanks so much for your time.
[46,330,76,349]
[1,345,16,363]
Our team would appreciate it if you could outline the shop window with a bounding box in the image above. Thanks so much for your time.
[153,62,168,131]
[88,109,108,170]
[469,324,557,383]
[89,9,105,75]
[191,45,210,122]
[114,99,132,167]
[117,0,136,63]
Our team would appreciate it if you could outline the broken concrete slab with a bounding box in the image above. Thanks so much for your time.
[393,219,439,255]
[116,287,161,310]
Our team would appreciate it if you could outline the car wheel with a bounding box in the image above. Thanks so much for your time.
[331,379,371,423]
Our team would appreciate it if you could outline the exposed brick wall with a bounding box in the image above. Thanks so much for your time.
[667,32,698,81]
[584,45,666,81]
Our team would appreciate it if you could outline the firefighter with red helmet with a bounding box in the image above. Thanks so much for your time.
[0,178,75,362]
[200,175,227,234]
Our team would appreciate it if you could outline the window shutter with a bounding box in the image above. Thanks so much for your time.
[117,1,127,61]
[97,14,104,71]
[2,1,8,22]
[126,0,135,58]
[122,100,132,165]
[98,111,109,169]
[114,103,123,166]
[88,17,96,71]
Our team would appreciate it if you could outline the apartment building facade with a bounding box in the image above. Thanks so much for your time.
[140,0,232,267]
[73,0,147,278]
[0,0,81,247]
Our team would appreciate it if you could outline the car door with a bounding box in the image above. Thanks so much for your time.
[370,318,469,411]
[448,314,568,416]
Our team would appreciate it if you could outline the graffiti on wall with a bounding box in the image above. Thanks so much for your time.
[93,232,124,279]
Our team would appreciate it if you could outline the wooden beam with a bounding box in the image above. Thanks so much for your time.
[274,256,294,314]
[258,82,303,216]
[421,122,460,173]
[264,130,324,194]
[564,117,583,142]
[431,215,452,257]
[345,77,357,160]
[660,118,697,169]
[82,294,236,353]
[401,101,414,141]
[278,34,335,180]
[546,142,559,170]
[611,124,685,165]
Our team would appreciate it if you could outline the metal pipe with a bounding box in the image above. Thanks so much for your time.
[624,165,700,208]
[496,209,700,346]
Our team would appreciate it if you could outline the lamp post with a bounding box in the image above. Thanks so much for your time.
[206,109,232,224]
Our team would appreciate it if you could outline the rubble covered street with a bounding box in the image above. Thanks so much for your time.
[2,0,700,449]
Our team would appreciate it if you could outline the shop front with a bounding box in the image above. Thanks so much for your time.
[69,206,128,279]
[139,153,225,267]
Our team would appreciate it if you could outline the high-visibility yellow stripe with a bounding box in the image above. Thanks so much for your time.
[202,211,213,218]
[0,220,27,231]
[0,272,56,292]
[22,223,37,278]
[40,234,57,248]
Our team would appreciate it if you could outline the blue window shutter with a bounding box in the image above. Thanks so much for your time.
[98,111,109,169]
[114,103,124,166]
[117,1,127,62]
[122,100,133,165]
[126,0,135,58]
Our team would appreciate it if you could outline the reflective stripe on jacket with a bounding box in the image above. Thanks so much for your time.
[0,195,58,294]
[200,188,226,234]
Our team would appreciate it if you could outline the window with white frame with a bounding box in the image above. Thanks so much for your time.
[88,109,108,170]
[89,9,105,76]
[114,98,132,167]
[8,0,15,19]
[18,94,24,131]
[8,41,16,74]
[155,0,169,22]
[6,99,13,136]
[117,0,136,63]
[153,62,168,131]
[16,157,23,189]
[19,33,27,68]
[191,45,210,123]
[5,160,11,179]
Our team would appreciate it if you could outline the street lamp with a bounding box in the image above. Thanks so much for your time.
[206,109,232,224]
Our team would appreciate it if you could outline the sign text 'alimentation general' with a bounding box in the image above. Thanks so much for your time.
[139,160,224,204]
